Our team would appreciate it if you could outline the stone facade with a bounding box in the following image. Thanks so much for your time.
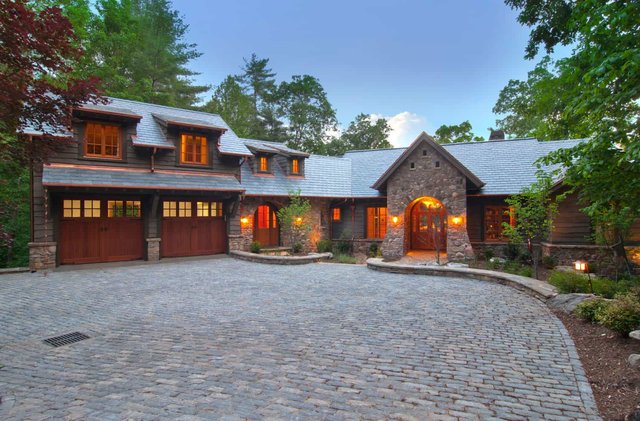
[542,242,640,276]
[28,242,56,271]
[382,140,474,261]
[230,196,331,254]
[146,238,161,261]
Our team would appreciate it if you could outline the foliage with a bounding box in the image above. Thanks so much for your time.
[278,75,337,154]
[503,243,521,261]
[503,261,533,277]
[292,242,303,254]
[574,299,610,324]
[326,114,392,156]
[250,241,261,254]
[597,292,640,336]
[368,243,381,258]
[316,239,332,253]
[548,270,590,294]
[276,190,312,249]
[548,270,640,299]
[0,163,30,267]
[504,171,560,278]
[202,76,254,138]
[483,249,495,261]
[541,255,556,269]
[82,0,208,107]
[335,230,353,255]
[334,254,357,264]
[433,121,484,144]
[504,0,640,275]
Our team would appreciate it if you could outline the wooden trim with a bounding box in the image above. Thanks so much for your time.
[74,107,142,120]
[179,133,209,166]
[83,121,123,160]
[46,163,236,179]
[44,182,244,192]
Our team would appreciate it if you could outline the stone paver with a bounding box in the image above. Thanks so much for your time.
[0,257,599,420]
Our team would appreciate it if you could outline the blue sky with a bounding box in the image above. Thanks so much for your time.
[178,0,563,146]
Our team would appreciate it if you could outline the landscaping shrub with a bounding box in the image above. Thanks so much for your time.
[250,241,261,254]
[292,242,303,254]
[368,243,380,258]
[483,249,494,261]
[487,258,503,270]
[503,260,533,277]
[542,256,556,269]
[549,270,640,298]
[316,239,332,253]
[548,270,590,294]
[574,299,610,323]
[597,292,640,336]
[518,250,532,265]
[334,254,356,264]
[504,243,521,261]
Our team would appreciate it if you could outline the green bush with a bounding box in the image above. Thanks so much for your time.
[542,256,556,269]
[487,259,502,270]
[292,242,303,254]
[503,260,533,277]
[250,241,261,254]
[548,270,590,294]
[597,292,640,336]
[504,243,521,261]
[574,299,610,323]
[368,243,380,258]
[316,239,332,253]
[483,249,495,261]
[334,254,356,264]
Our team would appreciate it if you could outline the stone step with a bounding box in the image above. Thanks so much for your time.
[630,330,640,340]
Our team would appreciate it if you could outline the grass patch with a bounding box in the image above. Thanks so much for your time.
[334,254,356,264]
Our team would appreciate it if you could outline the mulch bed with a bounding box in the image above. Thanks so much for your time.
[553,309,640,420]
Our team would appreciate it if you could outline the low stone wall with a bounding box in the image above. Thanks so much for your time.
[28,241,56,271]
[541,242,618,275]
[472,242,509,259]
[331,239,382,256]
[230,250,332,265]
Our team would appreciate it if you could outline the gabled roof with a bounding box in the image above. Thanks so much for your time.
[152,113,228,133]
[371,132,485,190]
[242,138,310,157]
[75,104,142,120]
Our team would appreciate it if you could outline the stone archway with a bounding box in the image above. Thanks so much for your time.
[407,197,447,251]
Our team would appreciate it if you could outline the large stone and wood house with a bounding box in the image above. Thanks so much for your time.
[26,97,640,271]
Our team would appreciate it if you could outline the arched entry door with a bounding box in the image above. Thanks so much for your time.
[410,198,447,250]
[254,204,279,247]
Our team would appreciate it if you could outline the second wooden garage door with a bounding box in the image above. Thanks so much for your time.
[161,200,226,257]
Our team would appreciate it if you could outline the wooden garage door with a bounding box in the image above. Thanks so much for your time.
[59,199,144,264]
[161,200,226,257]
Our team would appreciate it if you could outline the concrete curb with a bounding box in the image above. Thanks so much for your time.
[366,258,557,300]
[230,250,332,265]
[0,267,30,276]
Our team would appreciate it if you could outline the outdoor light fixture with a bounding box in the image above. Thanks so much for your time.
[295,217,303,224]
[240,217,249,225]
[574,260,593,293]
[392,216,399,224]
[452,216,462,226]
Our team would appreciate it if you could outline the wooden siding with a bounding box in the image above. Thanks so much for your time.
[331,199,386,240]
[549,192,592,244]
[466,196,510,243]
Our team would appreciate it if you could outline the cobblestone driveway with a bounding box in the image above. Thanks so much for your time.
[0,258,599,420]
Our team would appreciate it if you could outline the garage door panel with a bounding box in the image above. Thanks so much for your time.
[101,219,144,261]
[59,220,102,264]
[161,200,227,257]
[161,219,194,257]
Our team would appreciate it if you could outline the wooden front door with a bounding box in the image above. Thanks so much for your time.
[161,200,226,257]
[59,198,144,264]
[254,204,279,247]
[410,200,447,250]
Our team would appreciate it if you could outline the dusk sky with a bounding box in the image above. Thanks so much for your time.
[178,0,569,146]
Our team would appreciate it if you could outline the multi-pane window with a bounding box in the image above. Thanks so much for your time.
[291,158,300,174]
[484,206,512,241]
[256,205,277,229]
[62,200,82,218]
[180,134,208,165]
[163,201,177,217]
[196,201,210,217]
[196,201,223,217]
[332,208,341,221]
[107,200,141,218]
[178,201,192,217]
[211,201,223,217]
[84,123,121,159]
[366,207,387,239]
[258,156,269,172]
[83,200,101,218]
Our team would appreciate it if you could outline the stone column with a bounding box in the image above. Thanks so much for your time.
[146,238,161,261]
[28,242,57,271]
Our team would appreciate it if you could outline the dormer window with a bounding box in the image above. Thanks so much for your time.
[180,133,208,165]
[291,158,300,175]
[258,156,269,172]
[84,122,121,159]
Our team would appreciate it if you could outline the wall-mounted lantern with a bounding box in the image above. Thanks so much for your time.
[240,216,250,226]
[392,216,399,224]
[450,215,463,226]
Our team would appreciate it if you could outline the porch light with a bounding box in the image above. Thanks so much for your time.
[392,216,399,224]
[452,216,462,226]
[240,216,249,226]
[295,217,303,224]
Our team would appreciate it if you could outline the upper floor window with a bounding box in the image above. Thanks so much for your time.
[258,156,269,172]
[180,134,208,165]
[484,206,513,242]
[366,207,387,239]
[84,122,121,159]
[332,208,341,222]
[291,158,300,174]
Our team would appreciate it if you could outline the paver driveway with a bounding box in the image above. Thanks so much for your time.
[0,257,599,420]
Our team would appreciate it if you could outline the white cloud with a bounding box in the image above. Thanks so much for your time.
[370,111,427,147]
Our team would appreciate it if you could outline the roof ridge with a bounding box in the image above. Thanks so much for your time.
[106,96,224,119]
[344,147,407,153]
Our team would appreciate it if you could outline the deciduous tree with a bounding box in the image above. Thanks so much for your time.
[326,114,392,156]
[433,121,484,144]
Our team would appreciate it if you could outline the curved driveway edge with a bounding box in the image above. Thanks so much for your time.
[230,250,332,265]
[367,257,558,300]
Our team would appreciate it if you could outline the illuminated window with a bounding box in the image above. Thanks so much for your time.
[84,122,121,159]
[163,201,177,217]
[107,200,141,218]
[366,207,387,239]
[180,134,208,165]
[83,200,101,218]
[196,201,209,217]
[258,156,269,172]
[211,201,223,217]
[332,208,341,221]
[484,206,512,241]
[178,201,191,217]
[291,158,300,174]
[256,205,276,229]
[62,200,81,218]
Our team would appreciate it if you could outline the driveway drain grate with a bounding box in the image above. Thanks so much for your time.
[43,332,90,347]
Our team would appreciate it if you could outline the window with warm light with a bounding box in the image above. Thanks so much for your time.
[256,205,276,229]
[178,201,192,217]
[107,200,141,218]
[211,201,223,217]
[163,201,177,217]
[332,208,341,222]
[63,199,102,218]
[366,207,387,239]
[258,156,269,172]
[484,206,512,241]
[180,134,208,165]
[84,122,121,159]
[291,158,300,174]
[83,200,101,218]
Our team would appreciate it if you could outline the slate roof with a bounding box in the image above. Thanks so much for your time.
[85,97,252,155]
[43,165,244,192]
